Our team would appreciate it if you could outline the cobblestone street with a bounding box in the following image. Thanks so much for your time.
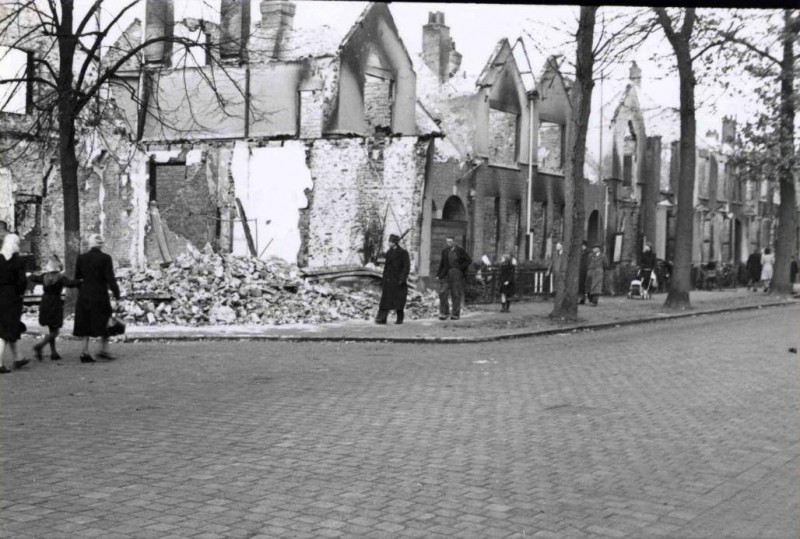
[1,308,797,539]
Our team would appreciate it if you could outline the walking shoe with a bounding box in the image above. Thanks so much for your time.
[438,315,449,320]
[50,353,62,361]
[13,359,30,370]
[395,320,403,325]
[450,316,460,321]
[0,366,11,374]
[80,353,96,364]
[375,319,387,325]
[33,345,43,362]
[96,351,116,361]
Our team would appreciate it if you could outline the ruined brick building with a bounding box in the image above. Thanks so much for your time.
[3,1,789,288]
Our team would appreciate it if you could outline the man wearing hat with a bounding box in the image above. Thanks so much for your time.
[376,233,410,324]
[436,236,472,320]
[585,243,606,306]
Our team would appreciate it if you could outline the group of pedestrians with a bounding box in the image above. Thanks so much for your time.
[0,228,121,374]
[375,234,612,324]
[745,247,776,292]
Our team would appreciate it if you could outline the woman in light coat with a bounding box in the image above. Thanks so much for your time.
[760,247,775,292]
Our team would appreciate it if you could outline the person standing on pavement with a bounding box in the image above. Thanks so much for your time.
[790,255,798,285]
[640,242,657,290]
[29,255,81,361]
[585,244,605,306]
[546,241,565,296]
[376,234,410,325]
[73,234,120,363]
[578,241,589,304]
[437,236,472,320]
[746,248,762,291]
[498,254,515,313]
[760,247,775,292]
[0,234,30,373]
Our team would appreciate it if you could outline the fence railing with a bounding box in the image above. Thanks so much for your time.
[465,267,552,304]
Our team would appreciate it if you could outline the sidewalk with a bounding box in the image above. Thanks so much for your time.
[22,287,797,344]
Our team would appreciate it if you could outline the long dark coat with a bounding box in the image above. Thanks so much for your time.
[379,245,410,311]
[73,248,120,338]
[498,261,515,297]
[578,248,589,295]
[0,253,27,342]
[29,272,81,329]
[745,251,762,282]
[586,251,605,296]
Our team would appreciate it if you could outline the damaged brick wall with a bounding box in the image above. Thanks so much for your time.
[488,108,518,167]
[302,136,426,270]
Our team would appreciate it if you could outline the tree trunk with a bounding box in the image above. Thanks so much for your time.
[771,9,796,295]
[661,18,696,310]
[550,6,596,321]
[56,2,81,311]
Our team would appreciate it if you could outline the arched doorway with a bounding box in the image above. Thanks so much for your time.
[431,196,468,272]
[586,210,602,249]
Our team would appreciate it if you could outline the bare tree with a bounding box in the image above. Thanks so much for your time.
[539,7,655,321]
[654,8,700,310]
[721,9,797,295]
[0,0,247,280]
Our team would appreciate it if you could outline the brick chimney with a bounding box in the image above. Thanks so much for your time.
[722,116,736,144]
[221,0,251,61]
[423,12,458,83]
[629,61,641,88]
[260,0,295,59]
[144,0,174,64]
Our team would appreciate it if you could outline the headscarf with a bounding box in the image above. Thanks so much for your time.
[45,255,63,273]
[0,233,20,261]
[87,233,105,250]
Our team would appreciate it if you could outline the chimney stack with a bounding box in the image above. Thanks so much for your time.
[629,61,641,88]
[144,0,175,64]
[722,116,736,144]
[423,12,459,83]
[221,0,251,61]
[260,0,295,59]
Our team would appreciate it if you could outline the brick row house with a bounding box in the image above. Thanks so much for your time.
[2,2,790,288]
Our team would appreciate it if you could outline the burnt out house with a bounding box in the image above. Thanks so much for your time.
[414,12,574,282]
[97,0,438,271]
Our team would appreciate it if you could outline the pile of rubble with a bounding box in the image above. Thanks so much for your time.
[115,247,439,326]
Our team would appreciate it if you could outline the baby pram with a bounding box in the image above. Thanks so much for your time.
[627,267,655,300]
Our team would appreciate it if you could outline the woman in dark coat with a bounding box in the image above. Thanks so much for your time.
[585,244,606,306]
[376,234,410,325]
[29,255,80,361]
[498,254,515,313]
[0,234,30,373]
[745,249,762,291]
[73,234,120,362]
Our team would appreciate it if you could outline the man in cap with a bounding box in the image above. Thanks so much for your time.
[376,233,410,324]
[436,236,472,320]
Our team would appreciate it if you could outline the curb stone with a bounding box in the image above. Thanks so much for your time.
[108,299,795,344]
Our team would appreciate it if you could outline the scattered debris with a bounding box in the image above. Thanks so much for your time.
[113,247,440,326]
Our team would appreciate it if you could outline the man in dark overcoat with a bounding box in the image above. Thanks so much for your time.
[578,241,589,304]
[437,236,472,320]
[73,234,120,362]
[376,234,410,324]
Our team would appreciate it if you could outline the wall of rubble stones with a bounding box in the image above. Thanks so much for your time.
[302,135,427,271]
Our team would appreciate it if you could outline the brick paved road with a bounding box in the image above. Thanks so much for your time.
[1,308,797,538]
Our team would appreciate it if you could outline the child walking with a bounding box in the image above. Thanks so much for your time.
[498,254,516,313]
[29,256,80,361]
